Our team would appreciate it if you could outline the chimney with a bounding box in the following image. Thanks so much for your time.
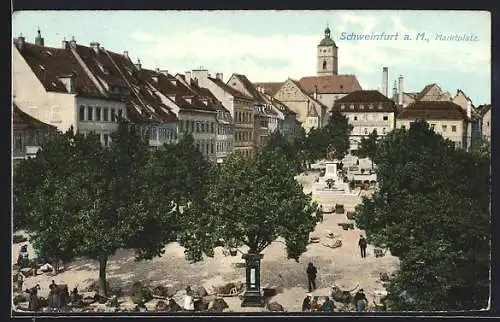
[15,34,25,50]
[69,36,77,48]
[382,67,388,97]
[155,67,160,73]
[467,101,472,119]
[90,42,100,53]
[216,72,223,81]
[135,58,142,71]
[123,51,129,59]
[392,80,397,101]
[61,38,69,49]
[35,28,44,46]
[191,69,209,82]
[314,85,318,100]
[185,71,192,85]
[398,75,404,105]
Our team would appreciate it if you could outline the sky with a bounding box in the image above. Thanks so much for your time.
[12,10,491,105]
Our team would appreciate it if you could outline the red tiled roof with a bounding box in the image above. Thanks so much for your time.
[298,75,362,94]
[333,90,397,113]
[232,74,264,102]
[16,42,103,98]
[254,82,284,96]
[13,104,57,131]
[208,77,253,100]
[397,101,468,120]
[101,49,178,123]
[289,79,327,109]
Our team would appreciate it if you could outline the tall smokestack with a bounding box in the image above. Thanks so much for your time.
[398,75,404,105]
[392,80,397,101]
[382,67,388,97]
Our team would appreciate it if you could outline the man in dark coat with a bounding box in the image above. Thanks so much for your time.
[302,293,312,312]
[354,289,368,312]
[358,235,368,258]
[306,262,318,292]
[27,284,41,311]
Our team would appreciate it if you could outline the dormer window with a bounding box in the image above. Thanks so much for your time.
[39,65,46,71]
[359,104,364,110]
[45,51,53,56]
[350,104,355,110]
[378,104,383,110]
[369,104,373,110]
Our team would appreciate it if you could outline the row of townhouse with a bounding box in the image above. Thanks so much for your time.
[12,31,300,164]
[331,88,479,152]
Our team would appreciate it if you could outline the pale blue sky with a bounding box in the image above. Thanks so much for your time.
[13,10,491,105]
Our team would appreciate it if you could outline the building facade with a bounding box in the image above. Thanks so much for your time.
[13,103,57,165]
[332,90,398,152]
[396,101,471,150]
[191,70,255,158]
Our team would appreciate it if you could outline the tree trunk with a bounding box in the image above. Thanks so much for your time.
[98,254,108,298]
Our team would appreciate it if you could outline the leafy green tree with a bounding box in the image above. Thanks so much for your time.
[305,111,353,164]
[354,120,490,310]
[262,131,301,173]
[179,149,318,263]
[14,123,181,297]
[289,126,308,170]
[357,129,378,169]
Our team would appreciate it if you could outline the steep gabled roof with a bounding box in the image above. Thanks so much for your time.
[298,75,362,94]
[13,103,57,131]
[231,74,264,102]
[15,42,103,98]
[288,78,327,110]
[253,82,285,96]
[208,77,253,100]
[101,49,178,123]
[397,101,469,121]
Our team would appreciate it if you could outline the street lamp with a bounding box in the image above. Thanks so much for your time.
[241,253,265,307]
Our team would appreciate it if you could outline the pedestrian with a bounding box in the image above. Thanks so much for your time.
[48,280,61,310]
[26,284,41,311]
[321,296,335,312]
[316,206,324,223]
[354,288,368,312]
[15,270,24,292]
[302,293,312,312]
[306,262,318,292]
[358,235,368,258]
[183,286,195,311]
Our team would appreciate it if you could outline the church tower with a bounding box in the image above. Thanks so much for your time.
[317,25,338,76]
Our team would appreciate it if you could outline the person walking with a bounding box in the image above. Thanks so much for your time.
[354,289,368,312]
[358,235,368,258]
[302,293,312,312]
[306,262,318,292]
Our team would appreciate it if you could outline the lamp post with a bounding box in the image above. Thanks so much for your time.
[241,253,265,307]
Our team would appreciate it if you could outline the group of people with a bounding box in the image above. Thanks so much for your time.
[305,262,370,312]
[302,294,335,312]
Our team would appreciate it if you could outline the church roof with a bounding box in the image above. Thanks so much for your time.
[298,75,362,94]
[319,37,337,47]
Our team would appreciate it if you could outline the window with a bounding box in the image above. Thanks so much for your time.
[14,133,22,152]
[95,107,101,121]
[117,108,123,118]
[383,115,388,121]
[111,108,116,121]
[341,104,345,110]
[451,125,457,132]
[350,104,355,110]
[359,104,364,110]
[354,116,358,121]
[79,105,85,121]
[323,60,327,70]
[103,108,109,121]
[364,128,368,135]
[103,134,109,146]
[196,122,200,133]
[201,122,205,132]
[87,106,93,121]
[442,125,447,132]
[211,143,214,154]
[206,143,209,154]
[191,121,195,133]
[382,128,386,134]
[211,122,215,133]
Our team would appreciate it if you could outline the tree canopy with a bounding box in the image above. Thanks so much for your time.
[13,124,205,296]
[179,148,319,262]
[357,129,378,168]
[354,120,490,310]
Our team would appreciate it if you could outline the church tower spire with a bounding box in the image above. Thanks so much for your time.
[317,24,338,76]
